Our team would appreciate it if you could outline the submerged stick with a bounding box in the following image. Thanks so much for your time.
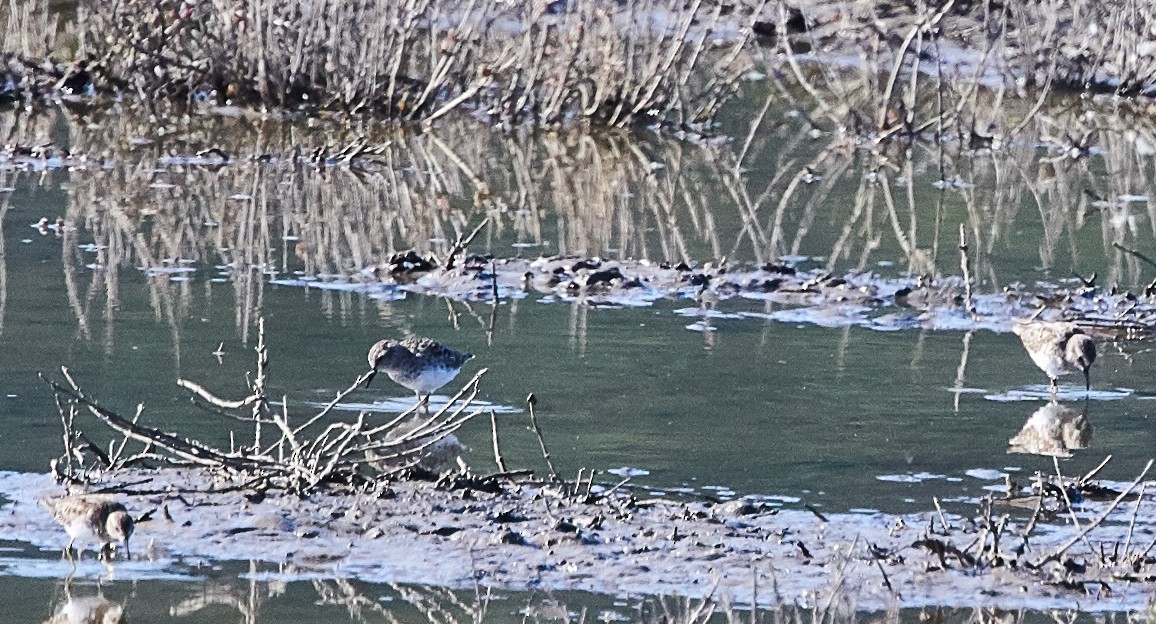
[952,331,972,413]
[489,410,507,473]
[251,317,269,451]
[1112,242,1156,271]
[526,393,558,482]
[958,223,976,319]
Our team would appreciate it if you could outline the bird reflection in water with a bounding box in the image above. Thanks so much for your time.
[1007,400,1092,457]
[44,586,125,624]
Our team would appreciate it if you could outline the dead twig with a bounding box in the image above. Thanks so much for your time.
[442,217,491,271]
[525,393,558,482]
[1033,459,1153,568]
[1112,242,1156,271]
[489,410,507,473]
[176,379,261,410]
[43,368,278,474]
[958,223,976,319]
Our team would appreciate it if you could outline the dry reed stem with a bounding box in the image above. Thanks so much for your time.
[1034,458,1154,567]
[77,0,755,130]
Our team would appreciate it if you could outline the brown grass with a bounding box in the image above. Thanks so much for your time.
[76,0,758,129]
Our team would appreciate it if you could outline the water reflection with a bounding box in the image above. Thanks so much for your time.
[19,572,1136,623]
[1007,401,1092,457]
[0,96,1149,345]
[44,585,125,624]
[169,564,286,624]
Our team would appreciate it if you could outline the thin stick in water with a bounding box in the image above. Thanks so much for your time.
[526,393,558,481]
[489,409,507,473]
[958,223,975,319]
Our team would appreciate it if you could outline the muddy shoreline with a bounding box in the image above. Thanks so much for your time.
[271,254,1156,337]
[2,469,1154,611]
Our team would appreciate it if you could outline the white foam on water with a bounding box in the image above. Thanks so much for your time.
[299,396,522,415]
[965,468,1007,481]
[875,472,945,483]
[606,467,650,478]
[985,386,1132,402]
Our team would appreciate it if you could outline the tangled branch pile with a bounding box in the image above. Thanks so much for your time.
[42,319,489,494]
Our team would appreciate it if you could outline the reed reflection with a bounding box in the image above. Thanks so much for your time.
[168,562,286,624]
[0,93,1150,342]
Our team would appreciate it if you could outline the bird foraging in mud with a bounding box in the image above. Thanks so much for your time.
[365,336,474,410]
[43,496,134,561]
[1011,320,1097,394]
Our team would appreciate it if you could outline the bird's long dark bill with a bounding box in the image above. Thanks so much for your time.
[1084,369,1091,392]
[124,538,131,561]
[364,370,377,388]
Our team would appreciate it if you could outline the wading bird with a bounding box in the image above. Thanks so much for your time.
[1012,320,1096,394]
[365,336,473,410]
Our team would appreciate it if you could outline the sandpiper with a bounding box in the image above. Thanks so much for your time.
[365,336,473,409]
[1012,320,1097,393]
[44,496,134,561]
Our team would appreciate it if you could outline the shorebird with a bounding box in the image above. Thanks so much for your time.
[365,336,473,409]
[44,496,134,561]
[1011,320,1097,393]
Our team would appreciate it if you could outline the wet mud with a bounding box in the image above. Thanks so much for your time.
[2,468,1154,612]
[273,254,1155,336]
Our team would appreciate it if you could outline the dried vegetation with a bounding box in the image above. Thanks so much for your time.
[75,0,759,129]
[2,0,1156,130]
[7,0,1156,613]
[43,318,501,494]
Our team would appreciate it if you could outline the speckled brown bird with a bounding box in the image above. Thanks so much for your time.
[44,496,134,561]
[1012,320,1097,393]
[365,336,473,408]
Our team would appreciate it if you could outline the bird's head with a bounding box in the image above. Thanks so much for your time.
[106,509,134,558]
[1066,333,1097,391]
[365,339,404,387]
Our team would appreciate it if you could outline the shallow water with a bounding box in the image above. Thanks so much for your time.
[1,86,1156,618]
[2,569,1133,624]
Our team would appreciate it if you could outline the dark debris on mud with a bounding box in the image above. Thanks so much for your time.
[3,455,1156,612]
[278,251,1156,338]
